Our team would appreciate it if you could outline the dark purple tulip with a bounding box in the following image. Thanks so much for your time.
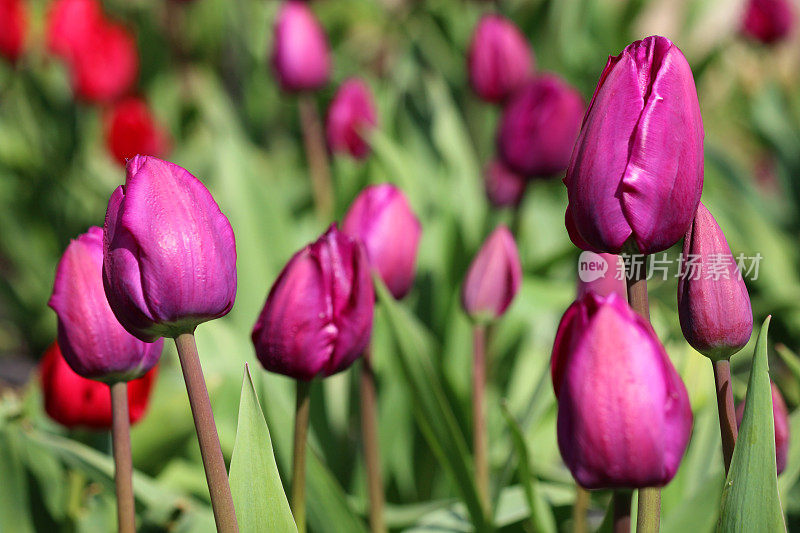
[497,74,585,178]
[678,203,753,360]
[326,78,378,160]
[252,225,374,381]
[576,252,626,299]
[736,382,790,475]
[565,36,704,255]
[49,227,164,382]
[742,0,795,44]
[461,225,522,321]
[551,292,692,489]
[103,156,237,342]
[271,1,331,92]
[467,14,534,103]
[484,159,527,209]
[342,184,421,299]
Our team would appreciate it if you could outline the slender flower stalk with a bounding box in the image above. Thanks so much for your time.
[572,487,589,533]
[299,94,334,221]
[713,361,738,473]
[472,324,489,512]
[360,355,386,533]
[110,381,135,533]
[292,380,312,533]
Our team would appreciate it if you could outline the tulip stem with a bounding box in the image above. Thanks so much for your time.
[110,382,135,533]
[292,379,312,533]
[298,94,334,222]
[361,355,387,533]
[712,359,738,473]
[472,323,490,514]
[174,333,239,533]
[572,486,589,533]
[611,491,631,533]
[636,488,661,532]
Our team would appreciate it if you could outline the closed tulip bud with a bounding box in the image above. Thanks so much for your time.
[271,1,331,92]
[0,0,27,63]
[40,342,157,430]
[461,226,522,322]
[326,79,378,159]
[497,74,585,178]
[484,159,527,209]
[551,292,692,489]
[342,184,421,299]
[576,252,627,299]
[71,21,139,103]
[48,227,164,382]
[103,156,237,342]
[105,97,170,166]
[46,0,102,60]
[565,36,704,255]
[742,0,795,44]
[678,203,753,360]
[736,382,790,475]
[252,225,374,381]
[467,14,534,103]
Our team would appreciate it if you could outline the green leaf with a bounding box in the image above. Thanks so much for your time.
[718,316,786,532]
[230,363,297,533]
[0,426,35,533]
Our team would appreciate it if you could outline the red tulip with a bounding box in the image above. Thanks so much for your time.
[46,0,103,60]
[105,97,170,166]
[0,0,27,63]
[742,0,795,44]
[70,20,138,103]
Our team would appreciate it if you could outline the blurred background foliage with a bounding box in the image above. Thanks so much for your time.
[2,0,800,531]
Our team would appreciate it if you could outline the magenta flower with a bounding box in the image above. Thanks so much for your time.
[742,0,795,44]
[342,184,421,299]
[252,225,374,381]
[467,14,534,103]
[497,74,584,178]
[49,227,163,382]
[678,203,752,360]
[326,78,378,159]
[565,36,704,255]
[271,1,331,92]
[461,226,522,322]
[551,292,692,489]
[102,156,237,342]
[736,382,790,475]
[484,159,527,209]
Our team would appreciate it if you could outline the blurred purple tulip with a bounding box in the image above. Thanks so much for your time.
[103,156,237,342]
[326,78,378,159]
[497,74,584,178]
[49,227,164,382]
[551,292,692,489]
[736,382,790,475]
[271,1,330,92]
[565,35,704,255]
[342,184,421,299]
[576,252,626,299]
[678,203,752,360]
[252,225,374,381]
[742,0,795,44]
[461,225,522,321]
[484,159,527,209]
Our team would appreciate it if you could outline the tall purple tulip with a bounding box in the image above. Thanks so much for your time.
[252,224,374,381]
[271,1,331,92]
[497,74,585,178]
[484,158,527,209]
[342,184,421,299]
[742,0,795,44]
[551,292,692,489]
[736,382,790,475]
[326,78,378,160]
[467,14,534,103]
[103,156,237,342]
[49,227,164,382]
[565,36,704,255]
[678,203,753,360]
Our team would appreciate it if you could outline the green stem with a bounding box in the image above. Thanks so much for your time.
[361,355,387,533]
[298,94,333,222]
[292,379,312,533]
[110,382,135,533]
[572,486,590,533]
[712,359,738,474]
[473,323,490,514]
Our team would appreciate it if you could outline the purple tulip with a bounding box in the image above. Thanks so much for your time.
[497,74,585,178]
[736,382,790,475]
[326,78,378,159]
[271,1,331,92]
[461,225,522,321]
[252,224,374,381]
[342,184,421,300]
[484,159,527,209]
[565,36,704,255]
[49,227,164,382]
[467,14,534,103]
[576,252,626,299]
[551,292,692,489]
[103,156,237,342]
[678,203,753,360]
[742,0,795,44]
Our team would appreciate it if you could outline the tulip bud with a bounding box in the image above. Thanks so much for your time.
[497,74,585,178]
[71,20,139,103]
[342,184,421,299]
[326,79,378,159]
[105,97,170,166]
[551,292,692,489]
[271,1,331,92]
[467,14,534,103]
[40,342,157,429]
[252,225,374,381]
[576,252,626,299]
[565,36,704,255]
[736,382,790,475]
[677,203,753,360]
[0,0,27,63]
[742,0,795,44]
[484,159,527,209]
[46,0,102,60]
[461,226,522,322]
[48,227,164,382]
[103,156,237,342]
